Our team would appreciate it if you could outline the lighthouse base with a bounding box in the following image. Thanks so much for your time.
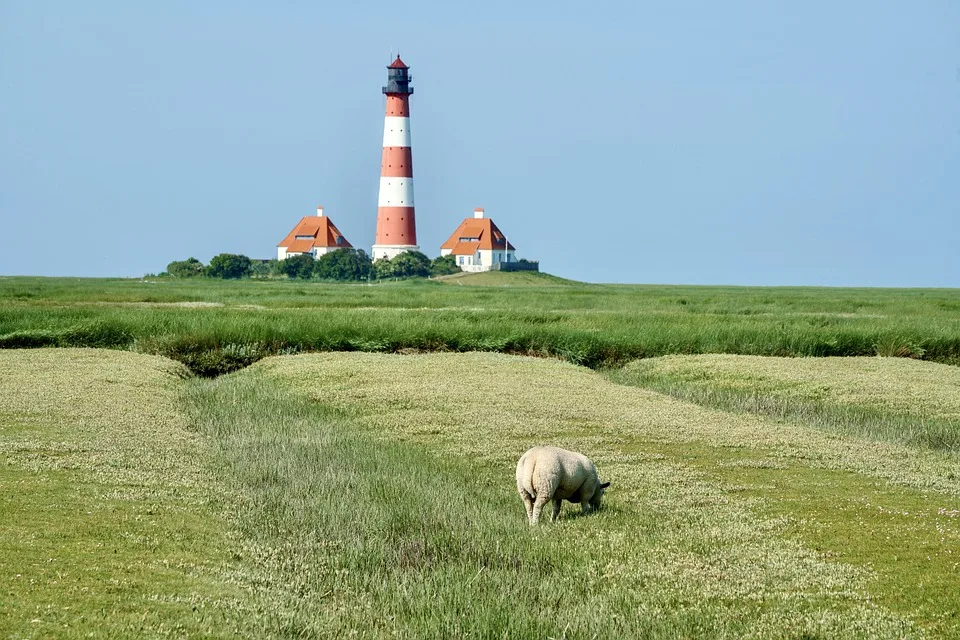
[372,244,420,262]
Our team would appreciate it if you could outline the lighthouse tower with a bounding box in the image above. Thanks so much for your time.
[372,56,418,261]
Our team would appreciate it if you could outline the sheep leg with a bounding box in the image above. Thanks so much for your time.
[531,495,550,525]
[519,490,535,523]
[580,501,592,516]
[551,499,562,522]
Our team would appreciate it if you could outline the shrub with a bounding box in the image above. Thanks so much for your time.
[315,249,374,281]
[279,254,317,279]
[207,253,252,279]
[166,257,206,278]
[375,251,431,279]
[430,254,461,276]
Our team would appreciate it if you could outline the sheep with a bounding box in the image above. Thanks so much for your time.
[516,446,610,524]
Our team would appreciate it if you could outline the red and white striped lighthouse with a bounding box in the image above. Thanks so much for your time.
[372,56,418,261]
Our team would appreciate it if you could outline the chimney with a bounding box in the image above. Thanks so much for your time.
[474,208,484,219]
[317,206,324,217]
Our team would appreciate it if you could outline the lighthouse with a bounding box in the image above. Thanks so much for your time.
[372,56,418,261]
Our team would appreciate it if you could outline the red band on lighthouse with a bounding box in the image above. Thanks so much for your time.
[373,56,418,261]
[380,147,413,177]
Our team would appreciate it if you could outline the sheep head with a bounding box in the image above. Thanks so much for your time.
[590,481,611,510]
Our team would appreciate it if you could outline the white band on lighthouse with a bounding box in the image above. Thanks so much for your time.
[377,177,415,207]
[382,117,412,147]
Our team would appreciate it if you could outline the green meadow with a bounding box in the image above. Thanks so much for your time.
[1,274,959,374]
[2,274,959,637]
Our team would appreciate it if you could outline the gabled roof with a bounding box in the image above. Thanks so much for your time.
[388,56,408,69]
[448,241,482,256]
[440,216,514,252]
[285,239,316,254]
[278,216,352,251]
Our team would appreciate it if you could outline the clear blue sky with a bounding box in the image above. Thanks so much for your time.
[1,1,958,286]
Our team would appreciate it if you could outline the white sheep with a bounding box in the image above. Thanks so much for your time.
[515,446,610,524]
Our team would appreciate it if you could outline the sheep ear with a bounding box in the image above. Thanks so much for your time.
[600,482,611,489]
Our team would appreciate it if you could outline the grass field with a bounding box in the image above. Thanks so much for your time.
[1,275,959,375]
[2,275,958,636]
[3,347,959,638]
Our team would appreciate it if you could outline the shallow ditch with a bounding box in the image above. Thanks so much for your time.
[2,323,959,377]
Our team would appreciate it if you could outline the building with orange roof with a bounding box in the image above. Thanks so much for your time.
[439,208,516,272]
[277,206,352,260]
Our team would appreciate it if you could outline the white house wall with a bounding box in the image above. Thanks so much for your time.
[452,249,516,272]
[278,245,343,261]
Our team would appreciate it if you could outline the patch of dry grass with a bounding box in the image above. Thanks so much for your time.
[260,352,960,496]
[610,355,960,450]
[0,349,254,638]
[621,354,960,419]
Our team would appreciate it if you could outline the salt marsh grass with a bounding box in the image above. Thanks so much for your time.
[240,351,960,637]
[609,355,960,451]
[183,361,907,638]
[2,277,959,374]
[5,349,960,636]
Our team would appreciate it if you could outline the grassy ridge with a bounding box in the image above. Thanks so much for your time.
[436,271,578,286]
[1,277,959,375]
[607,355,960,451]
[254,352,960,636]
[0,350,253,638]
[184,358,912,638]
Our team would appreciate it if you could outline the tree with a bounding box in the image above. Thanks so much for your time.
[315,249,374,281]
[430,254,461,276]
[207,253,252,279]
[372,256,394,279]
[376,251,431,279]
[279,254,316,279]
[166,257,206,278]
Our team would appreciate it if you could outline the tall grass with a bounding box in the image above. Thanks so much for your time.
[184,373,628,638]
[1,277,959,375]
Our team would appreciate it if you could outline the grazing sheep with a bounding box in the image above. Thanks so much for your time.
[516,446,610,524]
